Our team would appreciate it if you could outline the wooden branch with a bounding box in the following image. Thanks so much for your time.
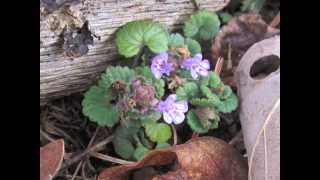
[40,0,230,105]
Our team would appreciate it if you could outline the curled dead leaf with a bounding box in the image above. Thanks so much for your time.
[98,137,247,180]
[40,139,65,180]
[236,36,280,180]
[211,13,279,86]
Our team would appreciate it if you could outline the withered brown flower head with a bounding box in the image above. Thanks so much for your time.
[132,84,156,108]
[112,80,127,91]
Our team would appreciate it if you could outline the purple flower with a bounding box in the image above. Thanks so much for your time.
[151,52,173,79]
[182,53,210,80]
[157,94,188,125]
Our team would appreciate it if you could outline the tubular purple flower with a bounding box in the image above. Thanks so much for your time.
[151,52,173,79]
[182,53,210,80]
[157,94,188,125]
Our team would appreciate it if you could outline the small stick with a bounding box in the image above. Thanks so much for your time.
[61,135,114,170]
[90,152,134,165]
[214,57,224,76]
[227,43,233,70]
[40,128,55,143]
[87,127,100,148]
[269,11,280,28]
[71,161,83,180]
[171,124,177,145]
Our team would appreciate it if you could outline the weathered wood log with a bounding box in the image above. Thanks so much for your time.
[40,0,229,106]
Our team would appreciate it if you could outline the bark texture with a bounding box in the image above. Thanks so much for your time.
[40,0,229,105]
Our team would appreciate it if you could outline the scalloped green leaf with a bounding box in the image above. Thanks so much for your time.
[219,85,233,100]
[190,98,216,107]
[114,120,141,139]
[241,0,266,12]
[208,71,222,89]
[82,86,119,127]
[183,11,220,41]
[144,122,172,143]
[133,145,150,161]
[99,66,136,90]
[169,33,185,48]
[176,82,200,100]
[116,20,169,58]
[200,85,221,106]
[113,136,135,159]
[185,38,201,55]
[216,93,238,113]
[187,111,209,134]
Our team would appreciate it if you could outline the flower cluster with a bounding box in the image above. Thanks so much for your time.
[150,52,210,124]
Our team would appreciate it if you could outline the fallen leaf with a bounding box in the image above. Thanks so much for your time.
[235,36,280,180]
[211,13,279,87]
[98,137,248,180]
[40,139,65,180]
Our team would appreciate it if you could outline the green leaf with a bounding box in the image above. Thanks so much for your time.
[185,38,201,55]
[241,0,266,12]
[219,85,233,100]
[100,66,136,90]
[144,122,172,143]
[112,136,135,159]
[190,98,212,107]
[82,86,119,127]
[208,71,222,89]
[176,82,200,100]
[116,20,169,58]
[183,11,220,41]
[219,12,233,24]
[114,120,141,139]
[169,33,185,48]
[128,111,162,123]
[200,85,221,106]
[155,142,170,149]
[138,130,154,149]
[133,145,150,161]
[216,93,238,113]
[187,111,209,134]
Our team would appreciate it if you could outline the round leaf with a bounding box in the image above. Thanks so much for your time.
[116,20,169,58]
[144,122,172,143]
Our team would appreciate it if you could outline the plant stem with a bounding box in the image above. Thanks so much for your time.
[90,152,135,165]
[132,47,145,67]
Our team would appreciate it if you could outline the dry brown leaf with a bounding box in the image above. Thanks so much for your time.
[98,137,248,180]
[236,36,280,180]
[40,139,65,180]
[211,13,279,87]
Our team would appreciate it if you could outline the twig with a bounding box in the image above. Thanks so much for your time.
[61,135,114,170]
[87,127,100,148]
[171,124,177,145]
[90,152,135,165]
[227,43,232,70]
[269,11,280,28]
[214,57,224,76]
[71,161,83,180]
[40,128,55,143]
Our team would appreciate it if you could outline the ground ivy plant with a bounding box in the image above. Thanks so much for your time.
[82,10,238,161]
